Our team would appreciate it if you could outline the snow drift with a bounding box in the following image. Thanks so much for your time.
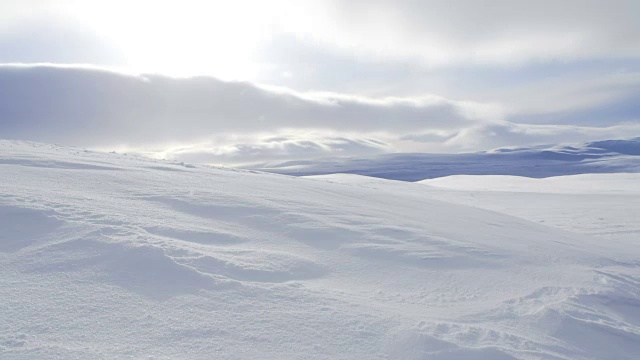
[249,137,640,181]
[1,140,639,359]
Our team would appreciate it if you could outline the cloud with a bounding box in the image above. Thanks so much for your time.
[0,16,124,66]
[0,64,500,146]
[317,0,640,66]
[493,70,640,120]
[0,64,638,162]
[2,1,639,117]
[153,134,392,165]
[406,122,640,151]
[3,1,639,75]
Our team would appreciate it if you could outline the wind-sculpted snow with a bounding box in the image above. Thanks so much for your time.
[421,173,640,194]
[1,140,640,359]
[418,174,640,243]
[249,137,640,181]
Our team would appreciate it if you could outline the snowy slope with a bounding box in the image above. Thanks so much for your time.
[420,173,640,194]
[417,174,640,244]
[2,141,640,359]
[249,138,640,181]
[310,173,640,243]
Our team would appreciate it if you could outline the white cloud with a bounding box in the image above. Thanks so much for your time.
[2,0,640,119]
[2,0,638,75]
[390,121,640,152]
[152,134,392,165]
[444,122,640,151]
[0,64,638,162]
[0,64,499,145]
[316,0,640,66]
[488,70,640,118]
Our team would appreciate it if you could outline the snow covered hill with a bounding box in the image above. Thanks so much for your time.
[417,174,640,245]
[420,173,640,194]
[2,140,640,359]
[249,137,640,181]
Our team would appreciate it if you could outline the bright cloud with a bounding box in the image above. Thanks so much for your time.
[0,65,500,144]
[151,134,392,165]
[0,64,638,163]
[317,0,640,66]
[1,1,639,78]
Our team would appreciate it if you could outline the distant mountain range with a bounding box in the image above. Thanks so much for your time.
[247,137,640,181]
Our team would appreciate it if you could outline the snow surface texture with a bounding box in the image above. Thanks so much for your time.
[419,174,640,243]
[2,140,640,359]
[249,138,640,181]
[421,173,640,194]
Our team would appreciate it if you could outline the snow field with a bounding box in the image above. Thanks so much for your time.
[1,141,639,359]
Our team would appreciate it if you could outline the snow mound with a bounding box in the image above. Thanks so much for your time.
[249,137,640,181]
[419,173,640,193]
[1,140,640,359]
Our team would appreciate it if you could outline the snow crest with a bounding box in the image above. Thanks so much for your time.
[1,140,639,359]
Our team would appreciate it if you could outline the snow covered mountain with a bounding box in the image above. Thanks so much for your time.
[249,137,640,181]
[1,140,640,359]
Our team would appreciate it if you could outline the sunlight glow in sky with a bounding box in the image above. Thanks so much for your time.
[0,0,639,163]
[66,0,303,79]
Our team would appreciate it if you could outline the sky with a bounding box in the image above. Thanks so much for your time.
[1,0,639,164]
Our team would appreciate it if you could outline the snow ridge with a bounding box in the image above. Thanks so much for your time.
[1,140,639,359]
[249,137,640,181]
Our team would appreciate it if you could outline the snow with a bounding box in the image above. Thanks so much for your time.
[1,140,640,359]
[420,173,640,194]
[418,174,640,243]
[249,137,640,181]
